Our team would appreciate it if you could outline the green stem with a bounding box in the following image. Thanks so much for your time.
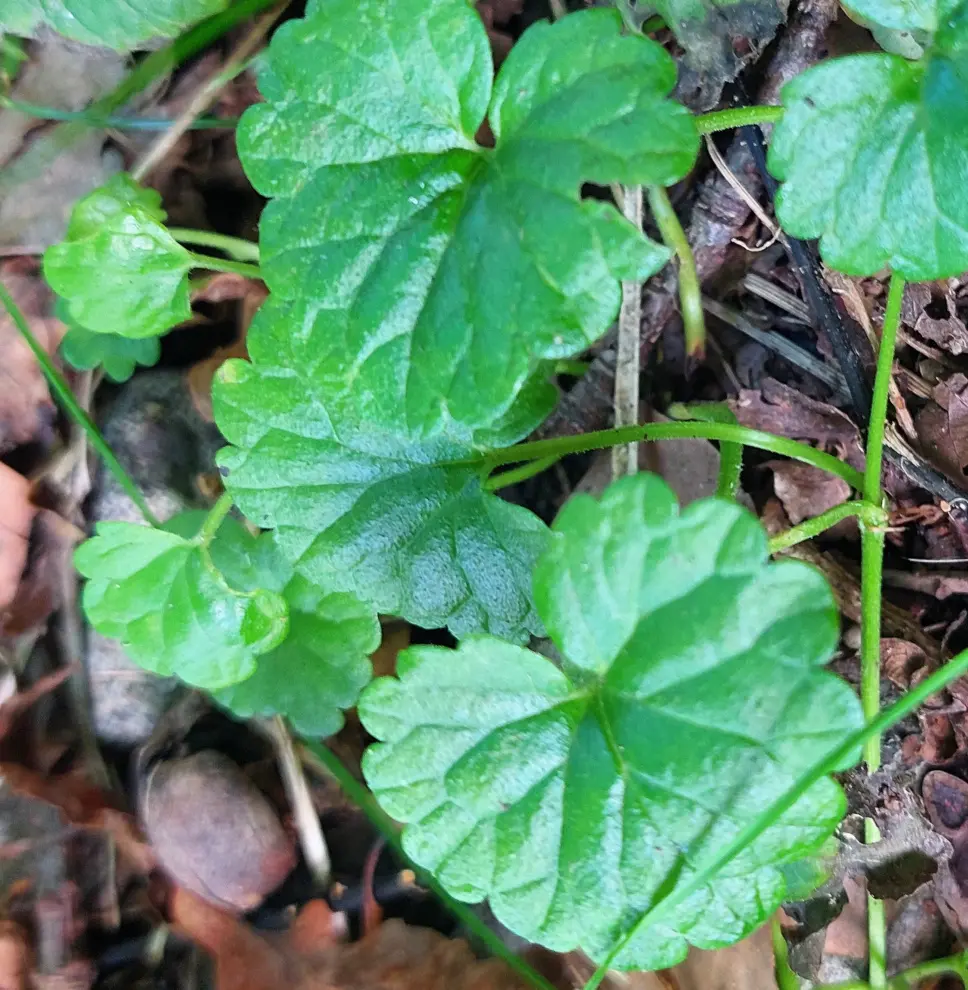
[859,272,903,990]
[484,455,562,492]
[0,282,159,527]
[861,273,903,772]
[771,918,800,990]
[0,0,280,198]
[769,502,887,554]
[196,492,234,548]
[582,643,968,990]
[300,741,559,990]
[189,252,262,280]
[0,96,238,130]
[821,949,968,988]
[694,106,785,134]
[647,185,705,355]
[488,421,864,492]
[172,229,259,262]
[867,820,888,989]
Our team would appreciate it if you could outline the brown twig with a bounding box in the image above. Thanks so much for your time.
[131,3,284,182]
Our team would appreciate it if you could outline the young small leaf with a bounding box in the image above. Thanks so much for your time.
[44,174,195,339]
[215,581,380,737]
[769,1,968,280]
[75,516,288,690]
[213,312,553,642]
[60,324,161,383]
[0,0,229,50]
[239,0,690,431]
[205,528,381,736]
[359,473,863,969]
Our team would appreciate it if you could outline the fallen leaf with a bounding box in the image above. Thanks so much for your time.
[186,276,265,421]
[0,464,34,612]
[172,887,533,990]
[730,378,865,471]
[0,509,83,636]
[0,921,29,990]
[767,460,851,526]
[0,262,65,453]
[901,283,968,356]
[916,373,968,483]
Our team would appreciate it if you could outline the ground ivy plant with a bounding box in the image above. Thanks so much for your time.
[14,0,968,983]
[0,0,230,51]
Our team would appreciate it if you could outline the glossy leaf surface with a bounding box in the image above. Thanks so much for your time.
[214,332,553,642]
[237,0,687,432]
[359,474,863,969]
[214,562,380,737]
[770,1,968,280]
[0,0,228,50]
[75,515,288,691]
[44,174,194,339]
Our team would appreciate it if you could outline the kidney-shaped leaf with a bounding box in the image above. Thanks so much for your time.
[59,314,161,382]
[44,174,195,339]
[75,516,289,691]
[359,473,863,969]
[0,0,229,50]
[238,0,690,432]
[213,307,552,642]
[215,576,380,738]
[770,1,968,280]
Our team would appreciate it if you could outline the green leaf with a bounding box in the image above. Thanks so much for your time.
[75,515,289,691]
[213,319,553,642]
[359,473,862,969]
[238,0,689,432]
[59,323,161,383]
[769,1,968,280]
[215,582,379,737]
[44,174,195,339]
[0,0,229,50]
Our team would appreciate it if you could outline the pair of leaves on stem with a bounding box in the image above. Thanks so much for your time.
[358,472,864,969]
[74,512,379,736]
[771,0,968,280]
[0,0,228,50]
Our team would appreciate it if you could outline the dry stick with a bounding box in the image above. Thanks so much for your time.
[613,185,643,479]
[131,3,285,182]
[264,716,331,887]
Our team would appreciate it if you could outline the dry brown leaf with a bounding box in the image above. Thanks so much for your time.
[730,378,865,471]
[187,275,266,421]
[767,461,850,526]
[0,921,30,990]
[171,888,532,990]
[0,263,65,453]
[0,463,34,612]
[0,509,83,636]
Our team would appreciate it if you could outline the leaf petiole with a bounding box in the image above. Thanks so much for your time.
[768,501,888,553]
[694,105,785,134]
[486,421,865,491]
[647,185,706,354]
[169,229,260,262]
[483,455,562,491]
[196,492,235,547]
[188,253,262,280]
[583,642,968,989]
[0,281,159,527]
